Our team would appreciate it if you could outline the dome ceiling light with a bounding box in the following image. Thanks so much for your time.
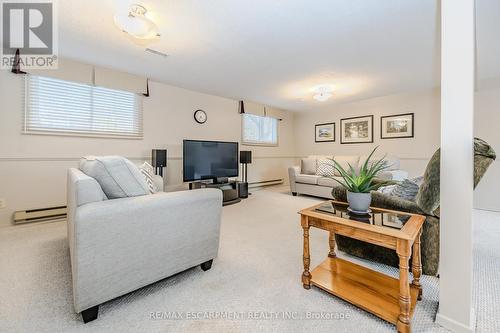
[114,4,160,40]
[312,85,333,102]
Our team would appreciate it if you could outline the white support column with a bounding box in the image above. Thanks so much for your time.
[436,0,476,332]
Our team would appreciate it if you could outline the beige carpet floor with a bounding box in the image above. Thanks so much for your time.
[0,186,498,332]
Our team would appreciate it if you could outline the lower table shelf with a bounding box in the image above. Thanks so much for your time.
[310,257,419,325]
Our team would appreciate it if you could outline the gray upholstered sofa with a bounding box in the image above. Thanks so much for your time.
[288,155,408,198]
[67,159,222,323]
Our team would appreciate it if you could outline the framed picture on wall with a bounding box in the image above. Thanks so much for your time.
[381,113,414,139]
[340,115,373,144]
[315,122,335,142]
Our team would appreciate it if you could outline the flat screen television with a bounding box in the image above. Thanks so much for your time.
[183,140,239,182]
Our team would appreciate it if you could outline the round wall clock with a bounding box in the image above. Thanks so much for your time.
[194,109,207,124]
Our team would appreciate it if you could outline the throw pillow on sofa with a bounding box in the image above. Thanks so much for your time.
[378,176,423,201]
[378,184,396,195]
[139,162,157,194]
[301,158,317,175]
[333,156,360,176]
[390,178,420,201]
[79,156,150,199]
[316,158,335,177]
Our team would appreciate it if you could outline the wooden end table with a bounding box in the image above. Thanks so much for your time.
[299,201,425,333]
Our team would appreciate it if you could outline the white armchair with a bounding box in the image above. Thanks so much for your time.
[67,168,222,323]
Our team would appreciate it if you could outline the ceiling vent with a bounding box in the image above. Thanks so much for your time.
[145,48,168,58]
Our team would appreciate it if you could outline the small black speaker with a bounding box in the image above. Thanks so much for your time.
[152,149,167,177]
[152,149,167,168]
[240,151,252,164]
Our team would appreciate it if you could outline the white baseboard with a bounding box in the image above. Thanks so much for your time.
[435,308,476,333]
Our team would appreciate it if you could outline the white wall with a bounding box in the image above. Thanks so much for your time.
[474,85,500,212]
[293,89,442,178]
[0,70,296,227]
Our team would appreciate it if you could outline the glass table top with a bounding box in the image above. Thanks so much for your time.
[314,201,411,230]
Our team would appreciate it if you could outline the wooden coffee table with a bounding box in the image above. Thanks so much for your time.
[299,201,425,333]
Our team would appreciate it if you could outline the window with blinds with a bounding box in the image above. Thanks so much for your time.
[24,75,143,138]
[242,113,278,146]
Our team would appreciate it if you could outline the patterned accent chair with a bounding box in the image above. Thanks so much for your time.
[331,138,496,276]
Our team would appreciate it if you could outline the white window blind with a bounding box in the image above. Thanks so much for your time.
[242,113,278,146]
[24,75,143,138]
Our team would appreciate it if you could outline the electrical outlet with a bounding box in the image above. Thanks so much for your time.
[0,198,6,209]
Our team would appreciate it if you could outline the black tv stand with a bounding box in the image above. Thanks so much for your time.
[189,181,241,206]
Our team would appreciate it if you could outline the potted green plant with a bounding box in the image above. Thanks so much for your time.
[329,147,392,213]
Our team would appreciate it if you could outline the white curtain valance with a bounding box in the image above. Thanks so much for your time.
[242,100,265,117]
[264,107,284,120]
[240,101,282,120]
[26,58,148,95]
[28,58,94,85]
[94,66,148,95]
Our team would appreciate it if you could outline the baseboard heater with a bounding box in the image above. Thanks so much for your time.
[248,178,283,188]
[13,206,67,224]
[11,180,283,224]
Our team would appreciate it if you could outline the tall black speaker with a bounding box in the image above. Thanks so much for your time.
[239,151,252,198]
[240,151,252,183]
[152,149,167,177]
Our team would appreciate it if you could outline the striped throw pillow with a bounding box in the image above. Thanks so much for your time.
[139,162,157,194]
[316,158,335,177]
[389,178,420,201]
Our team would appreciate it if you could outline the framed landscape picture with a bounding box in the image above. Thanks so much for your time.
[315,122,335,142]
[340,115,373,144]
[381,113,414,139]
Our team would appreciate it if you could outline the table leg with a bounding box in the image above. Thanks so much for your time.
[301,216,311,290]
[397,241,411,333]
[328,231,336,258]
[411,230,423,300]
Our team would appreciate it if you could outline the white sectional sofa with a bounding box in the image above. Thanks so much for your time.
[288,155,408,198]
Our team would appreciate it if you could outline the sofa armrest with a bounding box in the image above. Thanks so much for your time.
[370,191,425,214]
[288,166,300,193]
[331,186,425,215]
[67,168,107,208]
[70,188,222,312]
[290,166,300,175]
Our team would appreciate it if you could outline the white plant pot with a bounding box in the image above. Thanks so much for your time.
[347,191,372,212]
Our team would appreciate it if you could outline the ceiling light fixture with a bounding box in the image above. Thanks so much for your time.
[312,85,333,102]
[114,4,160,40]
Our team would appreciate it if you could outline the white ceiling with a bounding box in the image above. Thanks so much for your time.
[58,0,499,112]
